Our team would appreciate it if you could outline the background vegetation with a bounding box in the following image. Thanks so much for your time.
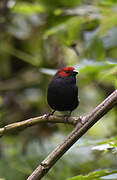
[0,0,117,179]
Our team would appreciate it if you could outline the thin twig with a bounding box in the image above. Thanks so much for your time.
[0,115,80,137]
[27,90,117,180]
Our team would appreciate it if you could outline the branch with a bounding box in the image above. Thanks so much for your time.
[0,114,79,137]
[27,90,117,180]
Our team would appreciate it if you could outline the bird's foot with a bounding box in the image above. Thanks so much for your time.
[64,114,71,123]
[46,110,56,121]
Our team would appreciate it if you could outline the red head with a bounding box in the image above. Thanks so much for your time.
[58,67,78,77]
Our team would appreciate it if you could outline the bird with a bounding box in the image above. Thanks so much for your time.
[47,67,79,116]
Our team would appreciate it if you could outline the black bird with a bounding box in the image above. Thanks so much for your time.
[47,67,79,115]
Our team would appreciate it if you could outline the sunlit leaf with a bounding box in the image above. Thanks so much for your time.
[98,0,117,6]
[67,169,117,180]
[99,10,117,35]
[13,3,46,14]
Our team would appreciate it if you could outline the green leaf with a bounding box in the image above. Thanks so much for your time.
[83,19,100,31]
[97,63,117,85]
[40,0,82,8]
[98,0,117,6]
[99,10,117,35]
[86,37,106,61]
[67,169,117,180]
[108,47,117,59]
[45,16,84,46]
[13,3,46,14]
[114,79,117,89]
[79,136,117,149]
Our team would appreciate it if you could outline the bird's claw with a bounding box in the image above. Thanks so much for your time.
[64,114,70,123]
[45,113,50,121]
[46,110,56,121]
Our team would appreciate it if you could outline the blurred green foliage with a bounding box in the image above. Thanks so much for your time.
[0,0,117,179]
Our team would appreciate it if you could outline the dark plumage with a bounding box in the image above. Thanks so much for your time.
[47,67,79,115]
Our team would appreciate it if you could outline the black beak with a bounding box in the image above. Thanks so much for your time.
[72,70,78,76]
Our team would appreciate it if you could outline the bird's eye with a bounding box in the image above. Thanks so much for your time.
[65,70,70,73]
